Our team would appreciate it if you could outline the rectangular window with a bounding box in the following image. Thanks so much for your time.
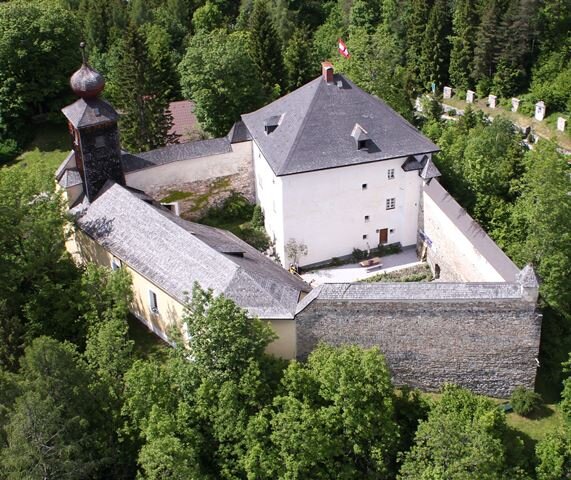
[386,198,396,210]
[364,215,370,222]
[111,257,121,271]
[149,290,159,314]
[362,183,367,190]
[362,234,368,240]
[387,168,395,180]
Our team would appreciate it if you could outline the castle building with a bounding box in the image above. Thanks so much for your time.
[57,54,541,398]
[243,62,440,266]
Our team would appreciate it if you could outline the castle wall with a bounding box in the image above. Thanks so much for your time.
[125,141,254,218]
[295,283,541,398]
[421,180,520,282]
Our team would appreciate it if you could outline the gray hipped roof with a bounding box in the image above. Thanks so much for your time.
[242,74,439,176]
[73,182,309,319]
[62,97,119,129]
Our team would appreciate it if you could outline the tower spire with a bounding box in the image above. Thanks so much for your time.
[70,42,105,98]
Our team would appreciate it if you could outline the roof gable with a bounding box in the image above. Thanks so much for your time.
[242,74,439,176]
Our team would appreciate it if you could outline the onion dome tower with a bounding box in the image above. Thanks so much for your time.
[61,42,125,201]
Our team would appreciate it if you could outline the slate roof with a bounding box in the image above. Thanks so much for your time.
[424,180,520,282]
[59,168,82,188]
[72,182,309,319]
[55,151,75,181]
[227,120,252,143]
[241,73,439,176]
[420,157,441,180]
[61,97,119,129]
[121,137,232,173]
[296,281,525,313]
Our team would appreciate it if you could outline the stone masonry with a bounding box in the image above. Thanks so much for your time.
[295,282,540,398]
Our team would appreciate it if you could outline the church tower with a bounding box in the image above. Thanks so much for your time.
[61,43,125,201]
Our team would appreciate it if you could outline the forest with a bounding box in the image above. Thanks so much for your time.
[0,0,570,478]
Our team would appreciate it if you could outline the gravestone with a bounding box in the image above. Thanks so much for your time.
[488,95,497,109]
[557,117,567,132]
[511,98,520,112]
[535,101,546,121]
[443,86,452,99]
[415,97,422,112]
[466,90,475,104]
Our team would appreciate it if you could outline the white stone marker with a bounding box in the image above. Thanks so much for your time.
[488,95,497,109]
[557,117,567,132]
[415,97,422,112]
[466,90,475,104]
[511,98,520,112]
[443,86,452,99]
[535,101,546,121]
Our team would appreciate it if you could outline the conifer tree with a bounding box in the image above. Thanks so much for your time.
[493,0,539,96]
[107,24,175,152]
[449,0,478,90]
[249,0,285,99]
[420,0,452,89]
[404,0,431,90]
[283,26,318,91]
[472,0,502,91]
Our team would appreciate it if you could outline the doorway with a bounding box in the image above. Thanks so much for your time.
[379,228,388,244]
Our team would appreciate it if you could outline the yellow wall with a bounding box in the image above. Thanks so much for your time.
[67,228,297,359]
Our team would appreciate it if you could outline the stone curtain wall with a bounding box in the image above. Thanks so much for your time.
[295,289,541,398]
[421,180,520,283]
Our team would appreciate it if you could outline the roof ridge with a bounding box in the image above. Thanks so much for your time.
[280,78,325,175]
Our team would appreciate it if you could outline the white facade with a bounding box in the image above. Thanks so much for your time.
[254,143,427,266]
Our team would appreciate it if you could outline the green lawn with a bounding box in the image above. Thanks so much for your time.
[9,122,69,173]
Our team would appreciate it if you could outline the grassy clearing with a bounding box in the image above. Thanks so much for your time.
[8,122,69,173]
[443,97,571,149]
[421,390,563,447]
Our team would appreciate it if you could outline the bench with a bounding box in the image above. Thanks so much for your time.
[359,257,381,268]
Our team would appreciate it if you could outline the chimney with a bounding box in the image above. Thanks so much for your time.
[321,61,333,83]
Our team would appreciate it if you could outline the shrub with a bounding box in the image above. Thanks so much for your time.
[330,257,342,266]
[510,386,542,417]
[352,248,367,262]
[251,204,264,229]
[238,225,270,252]
[0,138,21,164]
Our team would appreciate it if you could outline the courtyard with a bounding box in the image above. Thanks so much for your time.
[301,246,425,285]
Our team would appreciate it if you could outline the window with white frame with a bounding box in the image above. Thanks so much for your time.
[111,257,122,271]
[387,168,395,179]
[364,215,370,222]
[149,290,159,314]
[386,198,396,210]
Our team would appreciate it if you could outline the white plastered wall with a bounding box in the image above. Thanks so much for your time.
[253,141,285,262]
[422,189,511,282]
[125,141,252,192]
[254,151,425,266]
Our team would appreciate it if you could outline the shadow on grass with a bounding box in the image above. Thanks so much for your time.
[527,403,555,421]
[127,314,169,362]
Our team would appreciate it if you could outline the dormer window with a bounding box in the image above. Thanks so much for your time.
[351,123,370,151]
[264,115,281,135]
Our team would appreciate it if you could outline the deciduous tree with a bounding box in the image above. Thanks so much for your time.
[179,29,266,136]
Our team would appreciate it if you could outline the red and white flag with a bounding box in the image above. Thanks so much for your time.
[338,38,350,58]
